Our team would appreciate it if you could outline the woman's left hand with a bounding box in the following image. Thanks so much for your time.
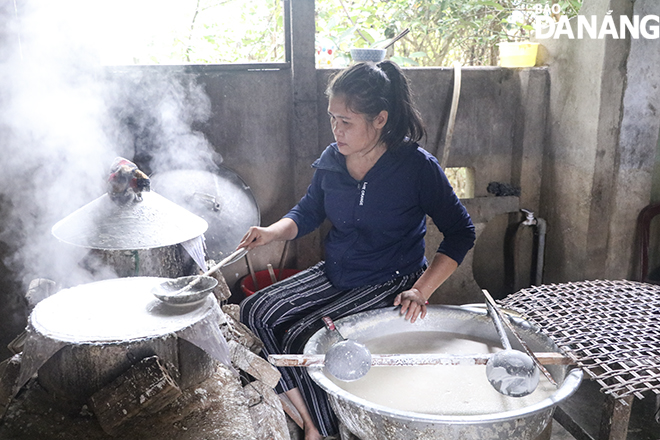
[393,288,428,323]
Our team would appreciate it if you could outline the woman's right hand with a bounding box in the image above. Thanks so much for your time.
[237,218,299,250]
[238,226,277,250]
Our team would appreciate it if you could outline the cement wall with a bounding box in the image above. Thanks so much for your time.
[538,0,660,283]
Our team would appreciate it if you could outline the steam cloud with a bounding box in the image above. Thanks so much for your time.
[0,1,218,295]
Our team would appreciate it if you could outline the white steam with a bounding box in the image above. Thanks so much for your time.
[0,1,217,291]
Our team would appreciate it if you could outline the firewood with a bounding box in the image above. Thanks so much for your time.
[209,269,232,302]
[88,355,181,436]
[229,340,281,388]
[222,304,241,322]
[6,331,27,355]
[220,308,264,354]
[0,354,21,420]
[243,380,289,440]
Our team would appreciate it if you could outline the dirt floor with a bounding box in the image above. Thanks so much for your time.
[0,366,259,440]
[551,423,576,440]
[0,370,576,440]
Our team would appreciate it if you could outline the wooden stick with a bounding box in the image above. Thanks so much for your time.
[267,264,277,284]
[268,352,572,368]
[166,248,248,296]
[203,248,248,277]
[276,241,290,281]
[245,252,259,290]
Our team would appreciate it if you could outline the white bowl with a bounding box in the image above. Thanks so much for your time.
[350,48,386,63]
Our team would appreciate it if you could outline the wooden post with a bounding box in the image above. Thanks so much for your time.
[597,394,634,440]
[229,340,282,388]
[288,0,323,268]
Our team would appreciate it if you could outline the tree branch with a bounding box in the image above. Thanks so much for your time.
[186,0,203,62]
[338,0,371,44]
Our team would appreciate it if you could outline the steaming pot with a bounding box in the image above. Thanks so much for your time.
[52,190,208,278]
[19,277,229,404]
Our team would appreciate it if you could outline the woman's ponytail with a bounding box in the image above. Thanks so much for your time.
[376,60,425,149]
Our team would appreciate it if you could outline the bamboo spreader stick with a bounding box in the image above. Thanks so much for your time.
[268,352,572,368]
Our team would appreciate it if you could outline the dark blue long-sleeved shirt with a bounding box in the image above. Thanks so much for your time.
[284,142,475,289]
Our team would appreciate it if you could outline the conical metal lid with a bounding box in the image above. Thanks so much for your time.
[51,191,208,250]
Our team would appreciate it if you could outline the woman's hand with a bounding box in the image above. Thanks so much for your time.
[393,288,428,323]
[394,253,459,323]
[238,226,278,250]
[237,218,298,250]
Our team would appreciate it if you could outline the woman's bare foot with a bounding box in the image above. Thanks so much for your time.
[303,421,323,440]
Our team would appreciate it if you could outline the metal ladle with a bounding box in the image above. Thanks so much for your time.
[482,289,540,397]
[152,247,249,304]
[322,316,372,382]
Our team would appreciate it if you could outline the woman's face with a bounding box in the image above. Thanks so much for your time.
[327,95,387,157]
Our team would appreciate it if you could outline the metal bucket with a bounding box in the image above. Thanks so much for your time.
[304,305,582,440]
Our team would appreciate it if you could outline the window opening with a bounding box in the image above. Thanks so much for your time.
[445,167,475,199]
[314,0,583,68]
[71,0,288,66]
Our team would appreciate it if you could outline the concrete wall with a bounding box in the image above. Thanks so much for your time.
[196,68,294,228]
[538,0,660,283]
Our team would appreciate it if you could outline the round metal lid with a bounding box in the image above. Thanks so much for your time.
[51,191,208,250]
[150,167,260,261]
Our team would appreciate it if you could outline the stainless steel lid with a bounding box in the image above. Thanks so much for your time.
[150,167,260,261]
[51,191,208,250]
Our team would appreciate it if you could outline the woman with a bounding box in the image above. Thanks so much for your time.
[239,60,475,439]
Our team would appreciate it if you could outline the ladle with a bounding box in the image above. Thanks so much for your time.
[152,247,249,303]
[322,316,372,382]
[482,289,540,397]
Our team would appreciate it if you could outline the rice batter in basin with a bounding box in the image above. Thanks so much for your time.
[304,305,582,440]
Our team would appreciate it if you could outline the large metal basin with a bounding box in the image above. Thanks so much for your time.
[304,305,582,440]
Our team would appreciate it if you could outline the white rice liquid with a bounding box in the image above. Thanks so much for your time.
[328,331,557,415]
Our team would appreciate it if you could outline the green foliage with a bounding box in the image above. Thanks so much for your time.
[101,0,581,67]
[315,0,583,67]
[183,0,285,63]
[117,0,286,65]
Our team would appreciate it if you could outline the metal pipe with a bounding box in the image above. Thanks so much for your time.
[507,209,547,289]
[534,217,547,286]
